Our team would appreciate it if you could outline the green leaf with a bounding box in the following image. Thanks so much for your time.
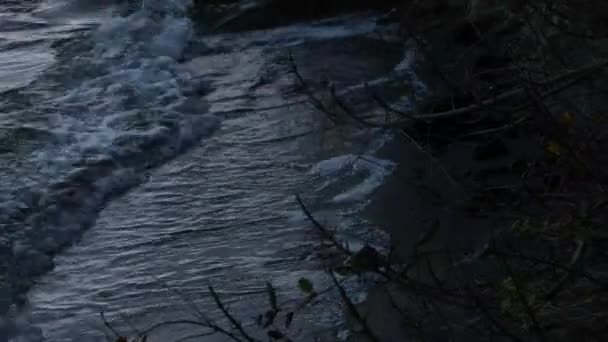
[298,278,314,294]
[545,140,561,157]
[558,111,574,127]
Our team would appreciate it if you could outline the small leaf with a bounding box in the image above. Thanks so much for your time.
[500,297,512,313]
[545,141,561,157]
[284,312,294,328]
[501,277,516,292]
[558,111,574,126]
[268,330,285,340]
[298,278,314,294]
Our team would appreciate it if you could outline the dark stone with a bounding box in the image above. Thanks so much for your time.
[473,138,508,161]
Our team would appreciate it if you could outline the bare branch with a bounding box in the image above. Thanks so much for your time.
[500,258,547,342]
[295,194,350,255]
[287,50,341,124]
[209,286,260,342]
[100,312,123,340]
[329,272,381,342]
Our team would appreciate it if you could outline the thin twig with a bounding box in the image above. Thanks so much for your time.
[209,286,260,342]
[542,239,586,303]
[398,129,463,190]
[212,100,309,116]
[152,275,209,322]
[466,286,525,342]
[295,194,350,255]
[500,258,547,342]
[119,313,144,339]
[460,115,530,138]
[385,288,430,341]
[174,331,217,342]
[329,272,381,342]
[142,320,217,337]
[287,51,341,124]
[100,312,123,339]
[364,83,417,120]
[327,59,608,128]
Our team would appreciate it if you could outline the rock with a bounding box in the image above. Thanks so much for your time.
[344,245,384,272]
[473,138,508,161]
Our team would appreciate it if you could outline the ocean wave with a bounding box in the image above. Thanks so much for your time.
[0,0,217,331]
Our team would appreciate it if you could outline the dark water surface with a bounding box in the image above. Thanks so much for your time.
[0,1,409,340]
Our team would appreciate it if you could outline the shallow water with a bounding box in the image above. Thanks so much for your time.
[0,1,407,340]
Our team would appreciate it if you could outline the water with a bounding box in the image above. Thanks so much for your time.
[0,1,408,340]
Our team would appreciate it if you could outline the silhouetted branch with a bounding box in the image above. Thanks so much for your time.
[466,285,525,342]
[542,239,586,304]
[142,320,217,337]
[287,50,341,124]
[500,257,547,342]
[329,272,381,342]
[295,194,350,255]
[101,312,123,339]
[209,286,260,342]
[174,331,216,342]
[325,59,608,129]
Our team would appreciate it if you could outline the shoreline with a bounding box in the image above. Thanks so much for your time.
[22,1,605,340]
[187,1,608,340]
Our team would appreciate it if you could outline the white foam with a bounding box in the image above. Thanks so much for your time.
[311,154,396,203]
[150,16,192,59]
[1,1,217,337]
[27,0,208,175]
[332,156,396,203]
[311,154,358,177]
